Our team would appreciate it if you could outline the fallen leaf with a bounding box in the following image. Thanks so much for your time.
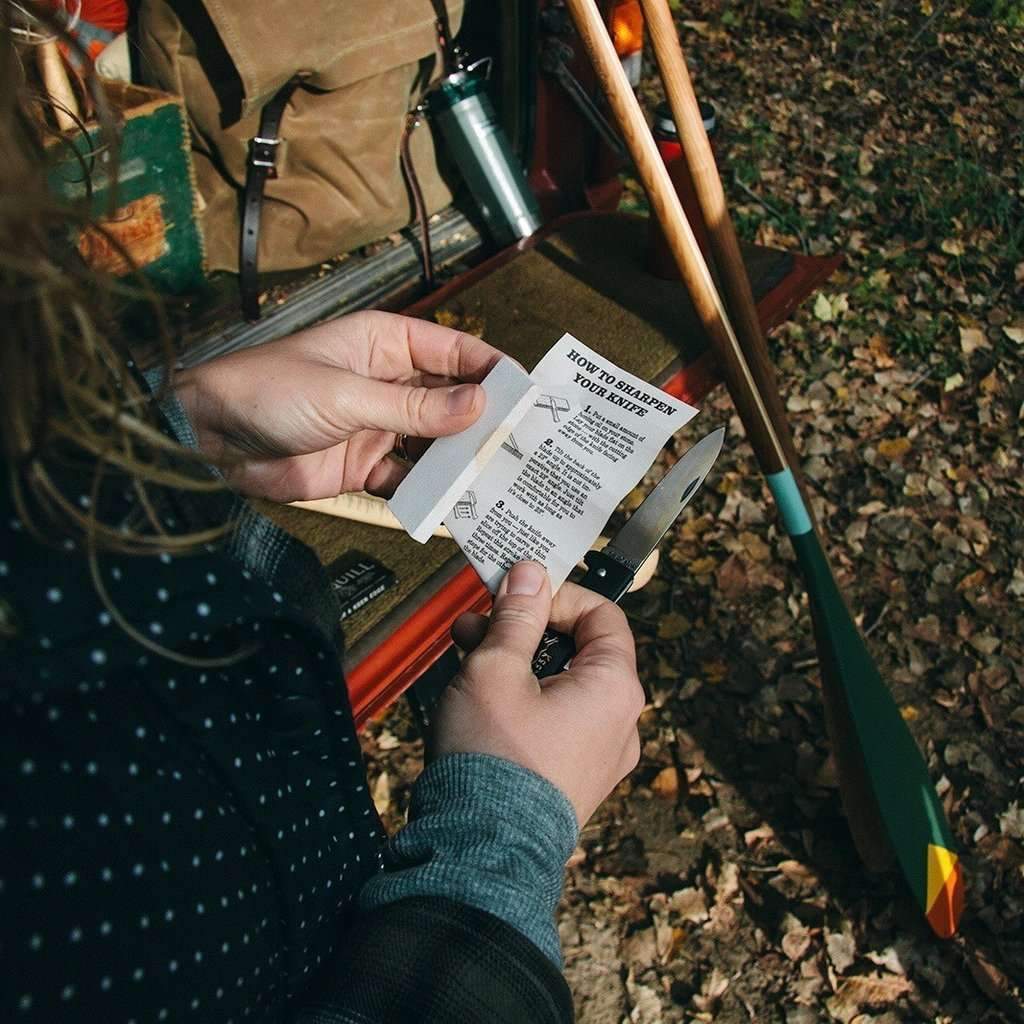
[621,927,657,967]
[1003,324,1024,345]
[656,922,681,963]
[777,860,819,887]
[965,947,1012,1005]
[651,766,679,800]
[716,553,751,599]
[868,333,896,367]
[566,845,586,869]
[957,568,987,592]
[999,801,1024,840]
[969,633,1000,655]
[740,530,772,561]
[692,966,730,1011]
[715,861,741,904]
[864,947,905,975]
[910,615,942,643]
[700,660,729,684]
[625,974,663,1024]
[744,824,776,847]
[827,973,912,1020]
[656,655,680,679]
[657,611,689,640]
[959,326,990,354]
[814,292,835,321]
[980,370,1000,394]
[857,500,887,516]
[371,771,391,816]
[669,886,709,924]
[376,729,401,751]
[944,372,965,392]
[781,925,813,961]
[877,437,912,459]
[826,930,857,974]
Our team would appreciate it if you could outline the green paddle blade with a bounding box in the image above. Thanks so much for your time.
[789,529,964,937]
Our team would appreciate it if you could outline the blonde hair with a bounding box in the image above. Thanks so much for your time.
[1,3,241,664]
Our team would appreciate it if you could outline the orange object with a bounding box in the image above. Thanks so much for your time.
[77,195,169,276]
[79,0,129,34]
[610,0,644,57]
[925,844,965,939]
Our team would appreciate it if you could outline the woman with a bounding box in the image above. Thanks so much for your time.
[0,8,644,1022]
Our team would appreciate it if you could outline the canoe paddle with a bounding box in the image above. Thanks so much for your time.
[563,0,963,937]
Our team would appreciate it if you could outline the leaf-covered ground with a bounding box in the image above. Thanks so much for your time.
[362,3,1023,1020]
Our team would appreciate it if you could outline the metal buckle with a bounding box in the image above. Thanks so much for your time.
[249,135,281,174]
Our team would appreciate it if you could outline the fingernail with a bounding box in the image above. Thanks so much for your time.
[505,561,546,596]
[447,384,478,416]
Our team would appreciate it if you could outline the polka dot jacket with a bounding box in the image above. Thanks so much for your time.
[0,466,384,1022]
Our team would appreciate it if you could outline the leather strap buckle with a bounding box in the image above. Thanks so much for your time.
[239,76,301,320]
[249,135,281,175]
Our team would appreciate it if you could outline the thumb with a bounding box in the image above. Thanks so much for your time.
[343,376,485,439]
[466,562,552,674]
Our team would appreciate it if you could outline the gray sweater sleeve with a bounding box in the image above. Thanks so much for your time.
[358,753,579,967]
[141,369,204,452]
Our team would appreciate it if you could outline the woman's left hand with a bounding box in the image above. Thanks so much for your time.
[174,310,502,502]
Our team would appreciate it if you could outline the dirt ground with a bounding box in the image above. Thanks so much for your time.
[362,3,1023,1021]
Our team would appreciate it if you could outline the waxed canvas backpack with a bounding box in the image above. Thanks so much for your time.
[136,0,463,313]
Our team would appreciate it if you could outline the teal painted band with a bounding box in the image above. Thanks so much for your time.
[767,469,813,537]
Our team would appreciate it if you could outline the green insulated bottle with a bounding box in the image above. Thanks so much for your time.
[426,66,543,246]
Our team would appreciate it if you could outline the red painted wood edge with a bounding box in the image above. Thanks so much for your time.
[348,246,842,728]
[758,252,843,330]
[347,565,492,727]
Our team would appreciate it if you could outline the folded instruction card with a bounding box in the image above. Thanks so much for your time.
[388,333,698,591]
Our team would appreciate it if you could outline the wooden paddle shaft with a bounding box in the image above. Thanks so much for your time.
[640,0,810,493]
[566,0,893,871]
[637,0,893,871]
[564,0,787,474]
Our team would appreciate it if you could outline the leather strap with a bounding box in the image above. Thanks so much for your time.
[429,0,456,74]
[400,108,435,288]
[239,77,300,321]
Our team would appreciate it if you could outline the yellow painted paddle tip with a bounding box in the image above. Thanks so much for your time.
[925,844,964,938]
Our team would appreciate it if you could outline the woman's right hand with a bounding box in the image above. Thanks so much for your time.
[435,561,644,827]
[174,310,502,502]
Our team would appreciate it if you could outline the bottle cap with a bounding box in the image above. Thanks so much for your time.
[652,99,717,138]
[427,67,489,111]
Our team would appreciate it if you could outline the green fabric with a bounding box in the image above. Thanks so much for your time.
[790,530,955,911]
[359,753,579,967]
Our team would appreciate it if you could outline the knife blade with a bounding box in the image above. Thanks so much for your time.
[531,426,725,679]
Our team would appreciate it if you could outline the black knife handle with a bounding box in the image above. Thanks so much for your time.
[531,550,636,680]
